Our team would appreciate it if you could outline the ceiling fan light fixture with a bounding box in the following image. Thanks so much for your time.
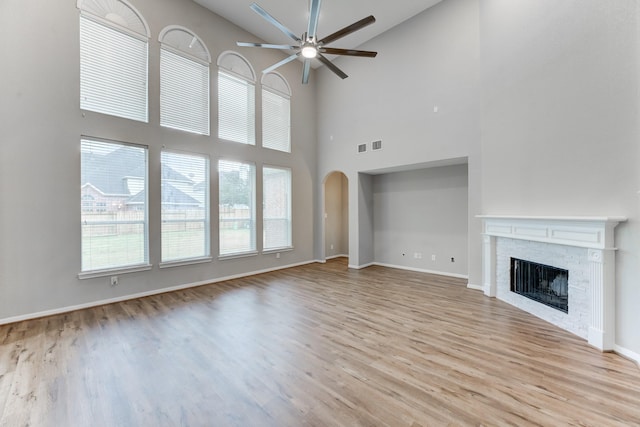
[301,45,317,59]
[238,3,377,84]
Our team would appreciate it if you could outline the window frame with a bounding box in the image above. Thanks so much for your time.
[159,26,211,135]
[218,159,257,258]
[262,165,293,252]
[159,150,212,267]
[261,72,292,153]
[217,52,256,146]
[79,137,151,279]
[78,1,150,123]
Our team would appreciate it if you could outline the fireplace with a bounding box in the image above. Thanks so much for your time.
[478,215,626,351]
[510,258,568,313]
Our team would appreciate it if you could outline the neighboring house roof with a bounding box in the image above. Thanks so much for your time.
[126,183,201,207]
[82,148,202,207]
[81,182,105,196]
[162,182,201,206]
[162,165,192,183]
[81,148,145,195]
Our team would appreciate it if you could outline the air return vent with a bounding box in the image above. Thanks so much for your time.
[357,143,367,153]
[372,140,382,150]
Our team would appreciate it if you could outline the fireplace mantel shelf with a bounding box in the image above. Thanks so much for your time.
[476,215,627,223]
[476,215,627,250]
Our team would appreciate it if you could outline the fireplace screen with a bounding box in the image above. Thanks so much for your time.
[510,258,568,313]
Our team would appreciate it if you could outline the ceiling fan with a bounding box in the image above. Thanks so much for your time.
[236,0,378,84]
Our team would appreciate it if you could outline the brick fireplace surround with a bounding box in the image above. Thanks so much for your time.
[478,216,626,351]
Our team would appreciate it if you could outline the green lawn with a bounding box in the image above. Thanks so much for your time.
[82,228,253,270]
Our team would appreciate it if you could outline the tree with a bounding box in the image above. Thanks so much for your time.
[219,170,249,207]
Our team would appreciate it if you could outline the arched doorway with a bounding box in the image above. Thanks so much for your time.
[323,171,349,262]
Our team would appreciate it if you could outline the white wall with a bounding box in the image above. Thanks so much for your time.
[356,173,375,267]
[373,164,468,276]
[341,175,349,253]
[317,0,481,274]
[479,0,640,358]
[0,0,318,321]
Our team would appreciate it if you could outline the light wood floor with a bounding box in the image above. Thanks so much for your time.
[1,258,639,426]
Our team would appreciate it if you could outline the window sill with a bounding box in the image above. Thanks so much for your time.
[78,264,152,280]
[262,246,294,255]
[159,256,212,269]
[218,251,259,261]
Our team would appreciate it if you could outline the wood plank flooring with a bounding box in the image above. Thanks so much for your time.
[1,258,639,426]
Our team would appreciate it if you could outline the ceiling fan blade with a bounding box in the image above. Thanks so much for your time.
[237,42,298,50]
[263,54,300,74]
[317,54,348,80]
[302,59,312,84]
[250,3,301,42]
[307,0,322,39]
[318,15,376,46]
[319,47,377,58]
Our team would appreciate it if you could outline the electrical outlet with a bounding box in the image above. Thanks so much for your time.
[110,276,119,286]
[431,254,436,261]
[276,252,281,259]
[330,244,334,250]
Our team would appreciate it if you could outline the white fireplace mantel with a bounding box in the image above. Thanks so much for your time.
[477,215,627,351]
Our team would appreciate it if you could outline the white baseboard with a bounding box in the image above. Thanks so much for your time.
[326,254,348,260]
[467,283,483,291]
[348,262,376,270]
[0,259,318,326]
[614,345,640,367]
[372,262,469,280]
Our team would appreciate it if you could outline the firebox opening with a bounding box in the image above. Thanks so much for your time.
[510,258,568,313]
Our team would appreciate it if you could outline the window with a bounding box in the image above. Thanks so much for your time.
[219,160,256,256]
[81,138,148,272]
[262,73,291,152]
[161,151,210,263]
[263,166,292,250]
[218,52,255,145]
[159,26,210,135]
[82,194,95,212]
[78,0,149,122]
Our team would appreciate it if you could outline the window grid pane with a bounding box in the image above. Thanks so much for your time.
[263,166,292,250]
[80,16,148,122]
[262,89,291,152]
[81,139,148,271]
[160,48,210,135]
[219,160,256,255]
[161,152,210,262]
[218,71,255,145]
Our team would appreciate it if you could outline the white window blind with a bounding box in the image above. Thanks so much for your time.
[160,48,210,135]
[262,88,291,152]
[81,139,148,272]
[263,166,292,250]
[219,160,256,255]
[218,71,255,145]
[79,15,148,122]
[161,151,210,262]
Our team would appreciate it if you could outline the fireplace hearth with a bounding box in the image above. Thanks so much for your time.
[510,258,568,313]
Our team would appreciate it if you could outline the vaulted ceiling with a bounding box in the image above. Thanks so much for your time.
[193,0,443,53]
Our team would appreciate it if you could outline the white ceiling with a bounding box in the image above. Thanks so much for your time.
[193,0,443,53]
